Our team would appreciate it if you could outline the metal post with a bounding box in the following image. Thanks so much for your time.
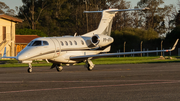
[124,41,126,57]
[156,47,158,56]
[133,49,135,57]
[163,48,165,57]
[117,50,118,57]
[161,40,163,56]
[147,49,149,57]
[169,47,171,56]
[140,41,143,57]
[117,50,121,57]
[143,48,145,56]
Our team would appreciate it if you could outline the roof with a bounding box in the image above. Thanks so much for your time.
[15,35,40,44]
[0,14,23,23]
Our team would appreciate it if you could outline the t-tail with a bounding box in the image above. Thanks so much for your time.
[82,7,149,37]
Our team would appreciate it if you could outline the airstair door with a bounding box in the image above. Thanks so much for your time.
[51,38,61,58]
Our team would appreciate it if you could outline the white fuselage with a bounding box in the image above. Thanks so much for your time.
[17,35,114,64]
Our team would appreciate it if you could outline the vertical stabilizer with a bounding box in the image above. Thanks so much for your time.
[96,9,117,36]
[82,8,149,37]
[83,9,117,36]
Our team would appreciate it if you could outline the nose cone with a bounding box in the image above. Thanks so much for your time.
[17,54,28,61]
[16,47,33,61]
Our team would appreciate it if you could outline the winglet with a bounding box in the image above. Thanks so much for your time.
[169,39,179,51]
[3,47,7,58]
[2,47,16,59]
[143,7,150,10]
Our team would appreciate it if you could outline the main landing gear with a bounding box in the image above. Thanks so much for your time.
[56,64,63,72]
[50,63,63,72]
[85,59,95,71]
[27,60,94,73]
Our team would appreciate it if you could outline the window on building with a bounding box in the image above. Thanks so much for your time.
[3,26,6,40]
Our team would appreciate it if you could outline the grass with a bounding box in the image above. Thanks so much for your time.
[0,56,180,68]
[92,56,180,64]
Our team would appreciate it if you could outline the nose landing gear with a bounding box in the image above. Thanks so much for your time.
[27,63,32,73]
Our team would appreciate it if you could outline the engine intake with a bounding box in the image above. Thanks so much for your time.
[88,34,114,47]
[91,35,99,45]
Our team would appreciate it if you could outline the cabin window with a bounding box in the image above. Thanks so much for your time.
[32,41,42,46]
[65,41,68,45]
[60,41,64,46]
[81,40,84,45]
[69,41,72,45]
[74,41,77,45]
[43,41,49,45]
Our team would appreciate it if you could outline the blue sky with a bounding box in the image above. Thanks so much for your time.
[0,0,178,10]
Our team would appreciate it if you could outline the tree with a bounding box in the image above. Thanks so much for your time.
[137,0,175,34]
[0,1,15,16]
[18,0,48,30]
[109,0,132,31]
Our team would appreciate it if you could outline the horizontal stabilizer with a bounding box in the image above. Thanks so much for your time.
[84,7,149,13]
[84,11,103,13]
[108,7,150,12]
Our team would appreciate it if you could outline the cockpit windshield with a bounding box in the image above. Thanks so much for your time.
[28,40,49,46]
[32,41,42,46]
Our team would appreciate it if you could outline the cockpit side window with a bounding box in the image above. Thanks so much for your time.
[32,41,42,46]
[43,41,49,45]
[28,41,34,46]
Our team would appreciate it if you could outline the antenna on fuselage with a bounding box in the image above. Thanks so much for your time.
[74,32,77,37]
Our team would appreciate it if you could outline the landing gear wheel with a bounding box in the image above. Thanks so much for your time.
[85,59,95,71]
[87,64,93,71]
[27,68,32,73]
[28,63,32,73]
[56,65,63,72]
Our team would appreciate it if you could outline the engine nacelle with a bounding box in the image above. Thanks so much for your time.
[88,34,114,47]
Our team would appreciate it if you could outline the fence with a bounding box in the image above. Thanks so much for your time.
[116,41,179,57]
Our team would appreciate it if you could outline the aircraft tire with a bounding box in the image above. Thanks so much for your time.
[56,66,63,72]
[87,64,93,71]
[27,68,32,73]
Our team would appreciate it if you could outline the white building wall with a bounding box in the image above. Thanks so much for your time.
[0,18,16,57]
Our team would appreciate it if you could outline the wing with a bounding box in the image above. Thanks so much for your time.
[70,39,179,60]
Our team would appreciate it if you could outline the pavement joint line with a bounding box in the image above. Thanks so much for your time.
[0,80,179,83]
[0,80,180,94]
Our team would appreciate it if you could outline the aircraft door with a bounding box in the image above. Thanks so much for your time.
[51,38,61,58]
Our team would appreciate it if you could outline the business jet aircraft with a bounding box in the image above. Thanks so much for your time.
[2,7,179,73]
